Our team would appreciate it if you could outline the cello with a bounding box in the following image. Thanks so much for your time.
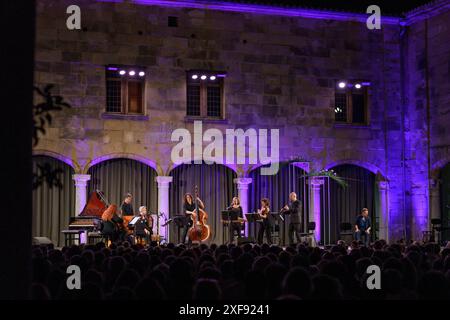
[188,186,211,242]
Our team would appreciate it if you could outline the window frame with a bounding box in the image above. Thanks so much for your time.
[105,65,146,116]
[334,82,370,126]
[186,70,225,120]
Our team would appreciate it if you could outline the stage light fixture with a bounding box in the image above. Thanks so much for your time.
[129,70,136,76]
[119,70,126,75]
[138,71,145,77]
[192,74,198,80]
[209,75,216,80]
[355,83,362,89]
[338,82,346,89]
[201,75,207,80]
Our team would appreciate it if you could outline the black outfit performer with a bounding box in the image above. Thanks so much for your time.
[134,216,152,244]
[257,204,272,245]
[286,199,302,245]
[182,201,195,244]
[228,205,243,243]
[121,202,134,216]
[102,218,119,242]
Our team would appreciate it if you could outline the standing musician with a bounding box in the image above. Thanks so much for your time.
[182,193,205,244]
[227,196,243,244]
[257,198,272,245]
[120,193,134,216]
[134,206,153,245]
[283,192,303,245]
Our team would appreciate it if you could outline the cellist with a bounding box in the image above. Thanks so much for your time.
[182,193,205,244]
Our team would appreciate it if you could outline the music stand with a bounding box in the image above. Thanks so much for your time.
[245,213,262,241]
[174,215,188,244]
[222,210,239,244]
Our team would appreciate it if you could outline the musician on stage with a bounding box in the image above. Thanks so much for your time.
[227,196,243,244]
[355,208,371,246]
[120,193,134,216]
[134,206,152,245]
[257,198,272,245]
[182,193,205,244]
[101,204,123,243]
[283,192,303,245]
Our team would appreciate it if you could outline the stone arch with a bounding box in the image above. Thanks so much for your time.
[87,153,159,174]
[324,159,387,181]
[431,158,450,179]
[168,159,239,175]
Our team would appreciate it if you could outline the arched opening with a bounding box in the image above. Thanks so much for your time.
[248,163,308,245]
[327,164,377,244]
[87,158,158,219]
[440,162,450,242]
[32,155,75,246]
[169,162,237,244]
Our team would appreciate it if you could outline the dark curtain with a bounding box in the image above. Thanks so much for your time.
[440,163,450,242]
[87,158,158,215]
[327,164,376,245]
[169,163,237,244]
[32,156,75,247]
[248,164,308,245]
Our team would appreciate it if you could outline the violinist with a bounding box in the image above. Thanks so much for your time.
[182,193,205,244]
[227,197,243,244]
[134,206,152,245]
[257,198,272,245]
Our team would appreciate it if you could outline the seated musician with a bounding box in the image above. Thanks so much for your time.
[134,206,152,245]
[182,193,205,244]
[257,198,272,245]
[101,204,122,243]
[227,196,243,244]
[120,193,134,216]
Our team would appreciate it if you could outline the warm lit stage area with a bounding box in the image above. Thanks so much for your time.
[2,0,450,304]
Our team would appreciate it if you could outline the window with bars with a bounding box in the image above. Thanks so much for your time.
[105,65,145,115]
[334,82,369,125]
[186,71,225,119]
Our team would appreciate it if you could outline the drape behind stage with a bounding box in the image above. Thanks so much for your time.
[328,164,377,243]
[32,156,75,246]
[87,158,158,217]
[169,163,237,244]
[248,164,308,245]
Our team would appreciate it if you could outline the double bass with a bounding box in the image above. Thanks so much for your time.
[188,186,211,242]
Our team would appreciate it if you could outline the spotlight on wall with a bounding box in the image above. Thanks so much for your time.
[138,71,145,77]
[200,75,207,80]
[129,70,136,76]
[191,74,198,80]
[338,82,346,89]
[209,75,216,80]
[119,70,126,75]
[355,83,362,89]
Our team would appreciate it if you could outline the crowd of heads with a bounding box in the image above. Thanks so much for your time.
[30,239,450,300]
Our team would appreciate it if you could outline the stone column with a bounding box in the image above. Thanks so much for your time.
[72,174,91,215]
[429,179,440,220]
[309,177,324,243]
[72,174,91,244]
[156,176,173,242]
[234,178,252,236]
[377,181,389,243]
